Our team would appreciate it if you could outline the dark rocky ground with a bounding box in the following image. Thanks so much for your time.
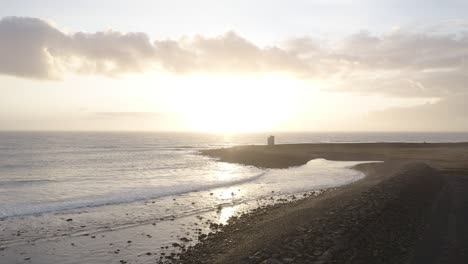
[170,143,468,264]
[411,170,468,263]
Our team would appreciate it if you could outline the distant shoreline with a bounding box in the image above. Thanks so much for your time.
[200,142,468,169]
[175,143,468,263]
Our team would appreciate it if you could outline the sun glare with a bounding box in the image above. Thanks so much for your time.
[177,73,300,133]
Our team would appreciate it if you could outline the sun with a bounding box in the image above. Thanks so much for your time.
[177,73,299,133]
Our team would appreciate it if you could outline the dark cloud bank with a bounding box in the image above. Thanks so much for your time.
[1,16,468,130]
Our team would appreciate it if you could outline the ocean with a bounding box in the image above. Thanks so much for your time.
[0,131,467,263]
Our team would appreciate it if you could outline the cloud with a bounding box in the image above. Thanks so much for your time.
[68,31,156,75]
[362,94,468,131]
[329,29,468,97]
[1,16,468,99]
[0,16,311,79]
[0,16,157,79]
[0,17,66,79]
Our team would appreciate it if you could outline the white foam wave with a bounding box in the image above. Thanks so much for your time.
[0,171,266,218]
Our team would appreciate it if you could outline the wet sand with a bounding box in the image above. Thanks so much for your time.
[175,143,468,263]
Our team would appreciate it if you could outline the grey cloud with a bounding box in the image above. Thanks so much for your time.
[363,94,468,131]
[153,39,196,73]
[0,16,156,78]
[329,30,468,97]
[0,17,313,79]
[0,17,66,79]
[154,32,312,75]
[1,16,468,99]
[331,67,468,98]
[338,30,468,70]
[68,31,156,74]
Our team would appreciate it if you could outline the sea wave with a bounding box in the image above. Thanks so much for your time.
[0,170,267,218]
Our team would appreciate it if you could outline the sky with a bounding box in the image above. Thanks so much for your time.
[1,0,468,132]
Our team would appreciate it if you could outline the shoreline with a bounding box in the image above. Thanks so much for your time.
[0,155,367,264]
[2,142,468,263]
[175,143,468,263]
[200,142,468,169]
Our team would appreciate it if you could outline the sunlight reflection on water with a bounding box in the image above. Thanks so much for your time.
[215,162,242,181]
[218,206,239,224]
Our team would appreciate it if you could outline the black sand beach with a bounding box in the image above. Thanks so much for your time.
[174,143,468,264]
